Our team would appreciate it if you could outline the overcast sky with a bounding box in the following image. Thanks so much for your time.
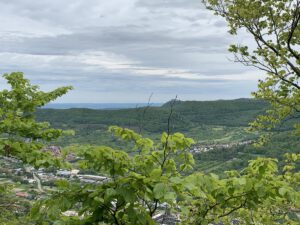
[0,0,263,103]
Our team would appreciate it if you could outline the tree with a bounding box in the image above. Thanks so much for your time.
[31,126,196,224]
[202,0,300,141]
[0,72,72,167]
[181,155,300,224]
[0,72,72,223]
[0,183,31,225]
[31,127,300,224]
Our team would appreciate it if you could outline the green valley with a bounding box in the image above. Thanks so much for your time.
[36,99,299,174]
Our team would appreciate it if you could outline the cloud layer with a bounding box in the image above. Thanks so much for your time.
[0,0,262,103]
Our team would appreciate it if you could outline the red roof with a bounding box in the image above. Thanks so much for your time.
[16,192,29,198]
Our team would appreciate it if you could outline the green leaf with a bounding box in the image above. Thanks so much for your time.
[153,183,168,199]
[278,187,288,196]
[150,169,162,179]
[238,178,247,185]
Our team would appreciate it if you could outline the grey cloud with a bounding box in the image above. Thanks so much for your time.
[2,26,230,54]
[214,20,227,28]
[137,0,203,9]
[0,0,259,103]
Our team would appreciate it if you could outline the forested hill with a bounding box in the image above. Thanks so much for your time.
[36,98,299,175]
[161,98,269,126]
[37,98,268,131]
[36,99,269,146]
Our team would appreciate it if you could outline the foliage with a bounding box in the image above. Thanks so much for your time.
[31,126,195,224]
[0,72,72,223]
[31,127,300,224]
[0,72,72,168]
[0,183,31,225]
[203,0,300,142]
[181,155,300,225]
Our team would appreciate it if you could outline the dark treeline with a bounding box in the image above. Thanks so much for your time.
[37,98,269,134]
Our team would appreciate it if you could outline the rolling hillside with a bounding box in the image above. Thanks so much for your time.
[37,98,269,145]
[35,98,300,173]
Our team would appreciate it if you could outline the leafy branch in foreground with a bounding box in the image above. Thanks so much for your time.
[0,183,31,225]
[203,0,300,142]
[0,72,73,167]
[32,126,195,224]
[0,72,73,223]
[32,126,300,225]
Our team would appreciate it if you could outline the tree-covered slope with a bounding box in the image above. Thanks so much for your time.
[36,98,269,146]
[36,98,300,174]
[38,98,269,129]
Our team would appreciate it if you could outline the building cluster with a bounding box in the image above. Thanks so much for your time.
[191,140,253,154]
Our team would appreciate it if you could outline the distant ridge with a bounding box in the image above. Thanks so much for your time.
[38,98,270,132]
[44,99,266,110]
[37,98,271,147]
[161,98,265,107]
[43,103,163,110]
